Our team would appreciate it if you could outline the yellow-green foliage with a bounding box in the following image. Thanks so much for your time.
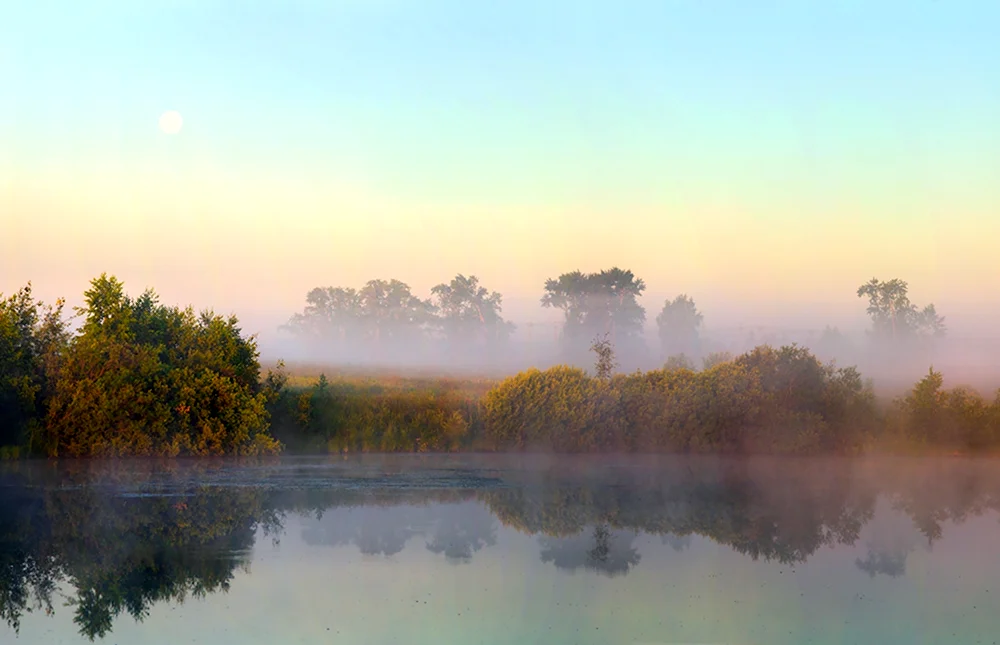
[885,368,1000,452]
[481,366,621,451]
[270,374,478,453]
[37,275,280,457]
[480,345,881,454]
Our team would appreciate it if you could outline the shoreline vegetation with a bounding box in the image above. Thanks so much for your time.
[3,275,999,459]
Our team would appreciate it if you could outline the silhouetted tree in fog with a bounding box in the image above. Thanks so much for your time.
[656,294,703,359]
[541,268,646,354]
[857,278,945,340]
[430,274,514,357]
[285,279,435,360]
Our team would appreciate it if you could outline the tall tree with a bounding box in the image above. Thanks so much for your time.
[656,295,703,358]
[430,274,514,350]
[856,278,945,339]
[541,267,646,345]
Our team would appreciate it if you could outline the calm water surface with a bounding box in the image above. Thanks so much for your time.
[1,455,998,644]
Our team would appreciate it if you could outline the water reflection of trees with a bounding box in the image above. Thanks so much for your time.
[538,524,641,577]
[2,458,1000,639]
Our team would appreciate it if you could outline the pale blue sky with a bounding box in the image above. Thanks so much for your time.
[2,1,999,334]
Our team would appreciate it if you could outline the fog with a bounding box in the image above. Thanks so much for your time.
[252,283,1000,397]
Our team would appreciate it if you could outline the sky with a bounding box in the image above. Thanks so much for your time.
[2,0,999,340]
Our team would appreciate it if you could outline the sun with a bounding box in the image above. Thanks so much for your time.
[158,110,184,135]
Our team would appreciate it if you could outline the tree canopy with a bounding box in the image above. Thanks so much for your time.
[540,267,646,345]
[430,274,514,350]
[2,275,281,457]
[857,278,945,339]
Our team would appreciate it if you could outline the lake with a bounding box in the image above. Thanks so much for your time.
[1,455,998,644]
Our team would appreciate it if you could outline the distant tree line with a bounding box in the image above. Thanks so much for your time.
[284,269,947,365]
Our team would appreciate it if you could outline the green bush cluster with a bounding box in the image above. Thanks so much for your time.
[1,276,281,457]
[481,345,877,454]
[268,374,482,453]
[882,367,1000,452]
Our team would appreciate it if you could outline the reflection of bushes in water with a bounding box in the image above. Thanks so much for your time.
[538,524,641,578]
[479,459,1000,566]
[478,463,878,565]
[0,480,278,641]
[856,549,908,578]
[5,458,1000,639]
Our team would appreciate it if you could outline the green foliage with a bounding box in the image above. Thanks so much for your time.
[884,368,1000,451]
[478,344,888,455]
[481,366,621,451]
[0,285,68,451]
[268,375,479,453]
[1,275,280,457]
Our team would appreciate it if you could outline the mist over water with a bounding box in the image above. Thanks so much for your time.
[2,455,999,644]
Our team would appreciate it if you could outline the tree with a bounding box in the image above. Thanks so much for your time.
[656,295,703,358]
[590,333,618,381]
[541,267,646,345]
[0,284,68,451]
[41,275,279,457]
[430,274,514,352]
[857,278,945,340]
[285,279,436,359]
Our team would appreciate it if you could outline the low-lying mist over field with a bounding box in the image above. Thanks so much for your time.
[251,270,1000,397]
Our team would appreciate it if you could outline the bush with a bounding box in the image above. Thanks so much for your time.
[38,275,279,457]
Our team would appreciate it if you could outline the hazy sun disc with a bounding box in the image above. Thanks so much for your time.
[159,110,183,135]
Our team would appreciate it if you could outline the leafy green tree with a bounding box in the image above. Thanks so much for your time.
[541,267,646,346]
[41,274,279,457]
[857,278,945,339]
[430,274,514,352]
[656,295,703,358]
[0,284,68,452]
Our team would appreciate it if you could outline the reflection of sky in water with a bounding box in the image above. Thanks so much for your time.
[2,458,999,644]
